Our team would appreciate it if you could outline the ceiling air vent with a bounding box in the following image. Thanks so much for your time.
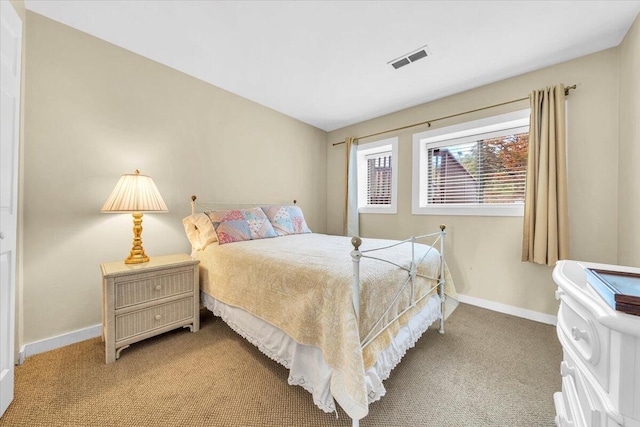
[391,58,410,69]
[388,45,430,70]
[408,50,427,62]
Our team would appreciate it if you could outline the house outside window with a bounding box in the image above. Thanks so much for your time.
[412,109,530,216]
[357,137,398,214]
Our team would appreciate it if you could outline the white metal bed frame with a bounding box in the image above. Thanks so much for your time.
[190,196,447,427]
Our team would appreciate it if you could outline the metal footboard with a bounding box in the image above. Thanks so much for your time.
[349,225,447,427]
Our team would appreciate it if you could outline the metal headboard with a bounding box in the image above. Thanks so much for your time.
[190,195,297,215]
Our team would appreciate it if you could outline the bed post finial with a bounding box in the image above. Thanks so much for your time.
[350,236,362,323]
[351,236,362,251]
[191,195,197,215]
[439,224,446,334]
[191,195,197,202]
[293,199,297,205]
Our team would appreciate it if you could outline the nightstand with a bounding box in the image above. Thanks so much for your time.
[101,253,200,364]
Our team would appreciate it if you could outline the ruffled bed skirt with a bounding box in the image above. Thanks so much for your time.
[201,291,443,414]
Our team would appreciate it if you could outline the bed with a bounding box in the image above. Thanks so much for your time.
[183,197,458,426]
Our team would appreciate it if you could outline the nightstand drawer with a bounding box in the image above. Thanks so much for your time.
[115,296,194,341]
[115,267,194,309]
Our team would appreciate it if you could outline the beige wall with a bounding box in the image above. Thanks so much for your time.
[327,49,621,317]
[618,13,640,267]
[22,12,327,344]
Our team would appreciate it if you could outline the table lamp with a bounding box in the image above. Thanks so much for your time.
[101,170,168,264]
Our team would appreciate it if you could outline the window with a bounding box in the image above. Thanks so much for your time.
[366,153,392,205]
[357,137,398,214]
[412,109,530,216]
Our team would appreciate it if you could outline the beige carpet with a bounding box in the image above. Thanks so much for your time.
[0,303,561,427]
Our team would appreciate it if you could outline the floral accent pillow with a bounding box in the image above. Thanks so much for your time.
[206,208,277,245]
[261,205,312,236]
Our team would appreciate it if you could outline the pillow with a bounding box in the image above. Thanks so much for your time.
[206,208,277,245]
[261,205,312,236]
[182,213,218,251]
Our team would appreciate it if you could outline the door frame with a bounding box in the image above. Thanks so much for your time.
[0,0,23,417]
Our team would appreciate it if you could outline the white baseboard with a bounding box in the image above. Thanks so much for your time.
[17,345,26,365]
[20,324,102,361]
[16,297,555,362]
[457,293,557,325]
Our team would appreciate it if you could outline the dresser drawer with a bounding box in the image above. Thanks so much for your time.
[115,296,194,341]
[559,372,584,426]
[115,267,194,309]
[554,391,570,427]
[562,348,626,427]
[557,292,610,391]
[561,358,600,427]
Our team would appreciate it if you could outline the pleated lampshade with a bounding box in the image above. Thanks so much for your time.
[101,170,168,213]
[102,170,167,264]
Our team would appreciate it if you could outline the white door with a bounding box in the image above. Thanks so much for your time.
[0,0,22,417]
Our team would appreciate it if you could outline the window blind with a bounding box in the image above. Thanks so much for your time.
[366,153,392,205]
[426,132,528,205]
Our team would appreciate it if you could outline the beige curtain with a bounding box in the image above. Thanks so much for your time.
[343,137,359,236]
[522,84,569,266]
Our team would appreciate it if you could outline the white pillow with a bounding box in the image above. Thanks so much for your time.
[182,213,217,251]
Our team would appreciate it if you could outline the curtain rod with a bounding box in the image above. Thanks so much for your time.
[332,84,577,146]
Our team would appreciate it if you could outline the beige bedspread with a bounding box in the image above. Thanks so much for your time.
[193,233,456,420]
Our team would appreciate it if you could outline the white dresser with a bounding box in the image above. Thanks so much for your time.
[553,260,640,427]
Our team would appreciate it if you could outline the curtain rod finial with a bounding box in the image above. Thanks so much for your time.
[564,84,577,96]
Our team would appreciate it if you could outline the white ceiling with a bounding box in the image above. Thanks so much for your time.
[24,1,640,131]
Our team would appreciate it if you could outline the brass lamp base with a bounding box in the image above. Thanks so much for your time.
[125,211,150,264]
[125,252,149,264]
